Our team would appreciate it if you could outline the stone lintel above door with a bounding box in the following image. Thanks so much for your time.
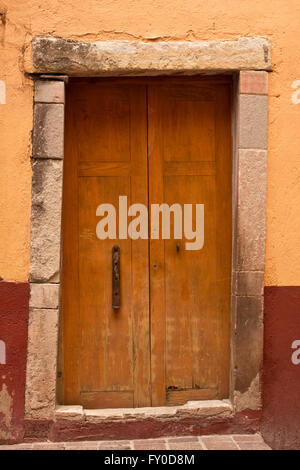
[25,36,271,77]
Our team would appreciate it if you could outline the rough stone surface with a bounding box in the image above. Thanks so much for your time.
[55,406,84,421]
[234,271,264,296]
[32,103,64,159]
[231,145,267,414]
[30,159,63,283]
[29,37,272,76]
[236,149,267,271]
[84,400,233,423]
[234,374,262,412]
[20,409,260,442]
[234,296,263,394]
[239,95,268,149]
[30,283,60,309]
[23,419,51,441]
[34,80,65,103]
[239,71,268,95]
[25,309,59,420]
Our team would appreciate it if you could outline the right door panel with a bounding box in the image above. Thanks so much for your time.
[148,82,232,406]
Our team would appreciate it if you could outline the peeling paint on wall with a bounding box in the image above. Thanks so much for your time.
[0,384,13,440]
[0,80,5,104]
[291,340,300,365]
[291,80,300,104]
[0,340,6,364]
[0,281,29,443]
[234,374,262,413]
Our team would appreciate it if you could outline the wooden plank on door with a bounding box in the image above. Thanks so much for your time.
[214,85,232,397]
[60,83,80,404]
[81,391,134,409]
[148,82,232,405]
[61,81,151,408]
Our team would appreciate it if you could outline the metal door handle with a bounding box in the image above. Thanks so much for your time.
[112,245,120,309]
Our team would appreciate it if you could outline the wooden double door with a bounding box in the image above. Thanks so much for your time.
[59,77,232,409]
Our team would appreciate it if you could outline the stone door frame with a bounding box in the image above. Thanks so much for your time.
[25,37,270,421]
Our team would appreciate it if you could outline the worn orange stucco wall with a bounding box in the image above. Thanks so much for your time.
[0,0,300,285]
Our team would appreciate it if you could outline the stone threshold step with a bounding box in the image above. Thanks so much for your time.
[55,399,233,422]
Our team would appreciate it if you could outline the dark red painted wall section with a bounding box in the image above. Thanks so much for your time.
[0,281,29,443]
[0,281,300,447]
[262,286,300,450]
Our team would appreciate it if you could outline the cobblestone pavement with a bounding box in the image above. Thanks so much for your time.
[0,434,271,450]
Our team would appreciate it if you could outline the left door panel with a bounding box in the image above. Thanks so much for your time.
[59,81,151,408]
